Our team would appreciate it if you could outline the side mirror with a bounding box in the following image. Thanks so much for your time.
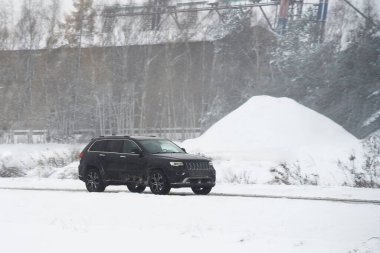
[181,148,187,153]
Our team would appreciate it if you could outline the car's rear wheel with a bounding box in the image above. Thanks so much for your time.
[191,186,212,195]
[85,169,105,192]
[127,184,146,193]
[149,170,171,195]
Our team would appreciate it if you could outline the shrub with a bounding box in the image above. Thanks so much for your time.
[338,136,380,188]
[0,164,26,177]
[269,162,319,185]
[223,170,256,184]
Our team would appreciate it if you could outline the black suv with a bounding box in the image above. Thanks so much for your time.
[78,136,216,195]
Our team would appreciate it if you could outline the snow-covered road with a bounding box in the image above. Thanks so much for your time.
[1,186,380,205]
[1,180,380,253]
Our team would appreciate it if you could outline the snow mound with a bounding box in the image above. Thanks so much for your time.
[183,96,364,185]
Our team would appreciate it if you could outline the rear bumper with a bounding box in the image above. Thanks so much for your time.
[78,164,84,182]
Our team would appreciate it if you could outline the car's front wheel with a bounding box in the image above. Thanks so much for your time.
[191,186,212,195]
[85,169,105,192]
[149,170,171,195]
[127,184,146,193]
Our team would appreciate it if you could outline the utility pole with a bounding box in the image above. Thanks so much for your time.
[277,0,289,35]
[342,0,379,29]
[316,0,328,43]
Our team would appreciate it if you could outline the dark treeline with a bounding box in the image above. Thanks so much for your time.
[0,26,275,139]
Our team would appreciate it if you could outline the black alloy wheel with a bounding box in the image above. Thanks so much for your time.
[149,170,171,195]
[127,184,146,193]
[85,169,105,192]
[191,186,212,195]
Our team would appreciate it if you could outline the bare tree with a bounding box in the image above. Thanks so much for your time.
[13,0,41,119]
[45,0,62,49]
[63,0,96,135]
[0,9,10,50]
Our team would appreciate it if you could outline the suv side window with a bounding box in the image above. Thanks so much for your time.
[123,140,141,154]
[105,140,123,153]
[89,140,106,152]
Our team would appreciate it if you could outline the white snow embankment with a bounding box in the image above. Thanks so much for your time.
[183,96,364,186]
[0,144,83,178]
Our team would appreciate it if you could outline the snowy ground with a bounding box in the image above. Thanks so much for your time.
[1,96,378,187]
[1,179,380,253]
[0,98,379,252]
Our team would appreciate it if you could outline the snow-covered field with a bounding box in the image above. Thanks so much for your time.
[0,96,379,252]
[1,96,378,187]
[1,181,380,253]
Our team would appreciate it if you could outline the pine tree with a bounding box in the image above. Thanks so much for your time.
[64,0,96,47]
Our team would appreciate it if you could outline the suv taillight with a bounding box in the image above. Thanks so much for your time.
[79,152,84,159]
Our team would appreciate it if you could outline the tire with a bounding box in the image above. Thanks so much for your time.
[149,170,171,195]
[85,169,105,192]
[191,186,212,195]
[127,184,146,193]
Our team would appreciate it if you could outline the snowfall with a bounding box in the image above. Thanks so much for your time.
[1,96,380,253]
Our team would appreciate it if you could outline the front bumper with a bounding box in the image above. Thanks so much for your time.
[170,177,215,188]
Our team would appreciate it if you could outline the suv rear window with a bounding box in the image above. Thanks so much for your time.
[89,139,124,153]
[105,140,123,153]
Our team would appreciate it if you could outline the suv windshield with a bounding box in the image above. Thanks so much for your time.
[139,139,184,154]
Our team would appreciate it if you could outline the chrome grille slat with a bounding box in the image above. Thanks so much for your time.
[185,161,210,170]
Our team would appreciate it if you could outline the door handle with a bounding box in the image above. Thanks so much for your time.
[120,155,126,158]
[99,154,106,157]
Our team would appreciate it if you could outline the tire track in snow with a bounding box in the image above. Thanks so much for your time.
[0,186,379,205]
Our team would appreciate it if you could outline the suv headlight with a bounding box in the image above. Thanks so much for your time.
[209,161,213,166]
[170,161,184,167]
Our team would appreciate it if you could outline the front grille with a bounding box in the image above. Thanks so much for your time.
[184,161,210,170]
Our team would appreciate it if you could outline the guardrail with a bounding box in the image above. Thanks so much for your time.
[0,130,48,144]
[0,128,202,143]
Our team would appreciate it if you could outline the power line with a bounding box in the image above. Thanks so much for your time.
[342,0,379,29]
